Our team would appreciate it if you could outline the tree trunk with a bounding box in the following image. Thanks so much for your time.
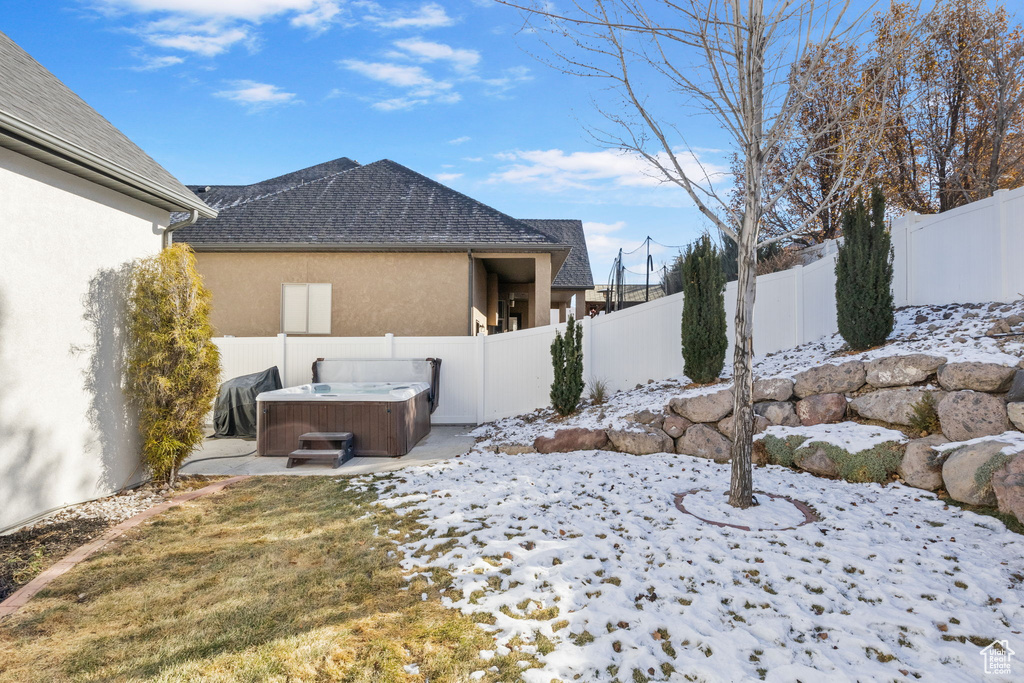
[728,209,759,509]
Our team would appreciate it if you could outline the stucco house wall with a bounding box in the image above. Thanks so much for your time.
[194,251,474,337]
[0,146,167,530]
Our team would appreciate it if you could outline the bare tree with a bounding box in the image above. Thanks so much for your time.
[499,0,908,507]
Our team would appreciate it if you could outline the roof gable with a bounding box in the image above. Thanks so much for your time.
[0,31,212,216]
[176,158,562,248]
[520,219,595,289]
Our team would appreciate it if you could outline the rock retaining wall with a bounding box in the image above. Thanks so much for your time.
[516,354,1024,524]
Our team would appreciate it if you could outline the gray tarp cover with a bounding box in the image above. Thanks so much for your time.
[213,367,282,438]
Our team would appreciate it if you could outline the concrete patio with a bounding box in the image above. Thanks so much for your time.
[179,425,477,477]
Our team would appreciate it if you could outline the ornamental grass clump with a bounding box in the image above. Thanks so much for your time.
[835,187,894,351]
[126,244,220,485]
[550,315,584,417]
[680,234,727,384]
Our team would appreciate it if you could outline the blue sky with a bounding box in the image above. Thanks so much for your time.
[3,1,749,280]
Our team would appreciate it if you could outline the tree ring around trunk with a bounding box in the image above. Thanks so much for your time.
[673,488,819,531]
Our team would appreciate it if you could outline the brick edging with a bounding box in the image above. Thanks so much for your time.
[0,475,249,620]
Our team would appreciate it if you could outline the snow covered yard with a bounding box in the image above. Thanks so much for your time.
[363,451,1024,682]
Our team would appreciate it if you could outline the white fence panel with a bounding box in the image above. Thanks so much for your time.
[282,337,386,387]
[481,324,560,422]
[588,292,683,392]
[214,336,278,383]
[801,253,840,343]
[393,337,477,424]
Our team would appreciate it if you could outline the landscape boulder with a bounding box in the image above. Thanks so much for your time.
[717,413,770,440]
[668,388,733,423]
[633,410,664,428]
[941,440,1012,506]
[865,354,946,388]
[1009,403,1024,432]
[676,424,732,463]
[937,391,1010,442]
[534,428,609,454]
[1007,370,1024,403]
[898,435,949,490]
[607,427,674,455]
[753,377,794,402]
[936,362,1016,393]
[662,414,693,439]
[849,387,946,426]
[793,361,866,398]
[495,443,537,455]
[796,393,847,426]
[992,453,1024,524]
[793,447,840,478]
[755,401,801,427]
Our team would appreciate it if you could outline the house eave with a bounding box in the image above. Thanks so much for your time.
[0,111,216,218]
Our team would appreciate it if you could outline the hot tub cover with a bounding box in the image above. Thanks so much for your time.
[213,366,282,438]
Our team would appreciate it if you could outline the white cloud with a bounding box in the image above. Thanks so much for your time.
[475,65,532,95]
[435,172,463,182]
[96,0,334,20]
[290,2,342,31]
[142,20,252,56]
[130,54,185,70]
[490,148,723,191]
[214,80,299,110]
[96,1,344,59]
[368,3,454,29]
[341,59,459,109]
[392,38,479,72]
[448,136,471,145]
[582,221,635,267]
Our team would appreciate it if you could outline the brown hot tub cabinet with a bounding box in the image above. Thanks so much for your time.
[256,358,440,458]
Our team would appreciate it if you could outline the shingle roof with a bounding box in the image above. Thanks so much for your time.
[0,31,213,216]
[519,219,595,289]
[186,157,361,212]
[175,158,563,248]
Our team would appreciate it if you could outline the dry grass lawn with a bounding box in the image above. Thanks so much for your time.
[0,477,515,682]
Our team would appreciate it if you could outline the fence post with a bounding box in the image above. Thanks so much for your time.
[994,189,1011,301]
[794,264,805,347]
[384,332,395,358]
[277,333,287,384]
[475,334,486,425]
[580,315,593,385]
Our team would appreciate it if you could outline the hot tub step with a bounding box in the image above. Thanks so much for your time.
[286,448,351,469]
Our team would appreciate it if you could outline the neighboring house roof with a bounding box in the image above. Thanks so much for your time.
[176,158,564,250]
[519,219,595,290]
[0,30,214,217]
[185,157,361,213]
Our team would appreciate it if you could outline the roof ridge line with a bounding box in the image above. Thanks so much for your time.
[212,163,360,211]
[368,158,560,244]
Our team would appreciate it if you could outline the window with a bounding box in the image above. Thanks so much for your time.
[281,283,332,334]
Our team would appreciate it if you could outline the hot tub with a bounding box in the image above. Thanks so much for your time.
[256,358,440,458]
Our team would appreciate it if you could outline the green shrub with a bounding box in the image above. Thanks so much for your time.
[680,234,727,384]
[835,187,894,351]
[758,435,809,468]
[908,391,941,435]
[126,244,220,485]
[550,315,584,416]
[760,434,904,483]
[814,441,904,483]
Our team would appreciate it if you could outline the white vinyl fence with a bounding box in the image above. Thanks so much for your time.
[214,186,1024,424]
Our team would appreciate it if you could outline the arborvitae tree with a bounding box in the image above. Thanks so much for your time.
[835,187,894,350]
[681,235,728,384]
[550,314,584,416]
[126,245,221,485]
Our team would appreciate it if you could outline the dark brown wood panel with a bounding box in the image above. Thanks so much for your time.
[256,396,427,457]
